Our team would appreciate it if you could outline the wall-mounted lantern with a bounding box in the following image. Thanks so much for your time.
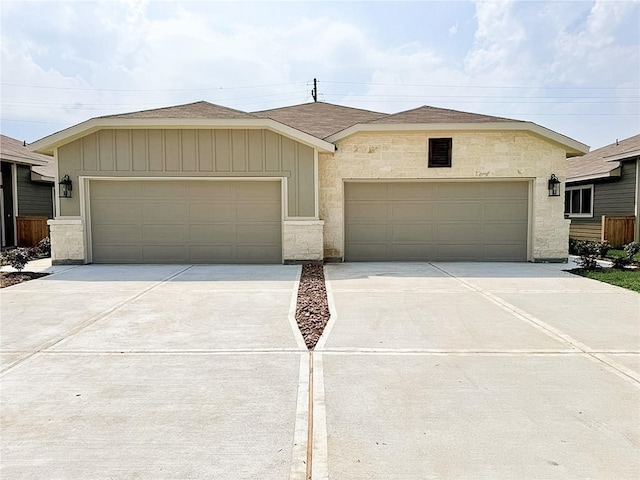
[548,174,561,197]
[59,175,73,198]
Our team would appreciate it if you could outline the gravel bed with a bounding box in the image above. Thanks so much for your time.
[295,262,331,349]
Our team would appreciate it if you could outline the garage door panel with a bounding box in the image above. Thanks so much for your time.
[483,244,527,260]
[389,183,436,200]
[390,224,435,242]
[482,223,528,243]
[437,183,483,199]
[483,202,528,221]
[237,224,281,243]
[142,182,187,198]
[237,203,280,221]
[91,181,141,199]
[92,245,141,263]
[92,203,141,223]
[346,202,389,220]
[90,180,281,263]
[389,244,435,259]
[345,181,528,261]
[437,203,483,221]
[93,225,142,243]
[142,203,186,223]
[390,203,437,221]
[141,224,186,243]
[189,203,235,222]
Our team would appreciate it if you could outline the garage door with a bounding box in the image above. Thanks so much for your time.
[345,181,528,261]
[90,180,282,264]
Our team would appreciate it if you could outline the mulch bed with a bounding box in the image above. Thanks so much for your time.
[295,262,331,349]
[0,271,50,288]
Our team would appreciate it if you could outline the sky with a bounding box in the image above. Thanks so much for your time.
[1,0,639,150]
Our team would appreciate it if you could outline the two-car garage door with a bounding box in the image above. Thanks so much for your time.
[90,180,282,264]
[345,181,529,262]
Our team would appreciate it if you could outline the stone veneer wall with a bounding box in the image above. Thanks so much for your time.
[283,220,324,262]
[47,218,86,265]
[318,130,569,261]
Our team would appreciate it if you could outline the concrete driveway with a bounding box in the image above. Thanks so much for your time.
[2,261,639,479]
[314,262,640,479]
[1,264,309,480]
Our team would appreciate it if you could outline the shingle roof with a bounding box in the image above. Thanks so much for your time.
[103,101,256,120]
[367,105,519,125]
[0,134,53,165]
[253,102,386,139]
[567,134,640,181]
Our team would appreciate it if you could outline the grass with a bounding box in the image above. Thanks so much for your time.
[577,269,640,293]
[606,249,640,261]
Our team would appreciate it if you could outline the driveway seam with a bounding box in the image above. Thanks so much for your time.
[0,265,193,376]
[430,263,640,387]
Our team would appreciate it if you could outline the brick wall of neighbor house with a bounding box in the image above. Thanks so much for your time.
[319,130,569,261]
[283,220,324,261]
[47,218,85,264]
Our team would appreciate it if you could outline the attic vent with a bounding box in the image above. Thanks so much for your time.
[428,138,452,168]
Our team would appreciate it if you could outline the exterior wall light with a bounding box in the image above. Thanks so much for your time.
[548,174,561,197]
[59,174,73,198]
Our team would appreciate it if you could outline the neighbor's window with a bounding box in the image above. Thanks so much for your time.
[564,185,593,217]
[428,138,452,168]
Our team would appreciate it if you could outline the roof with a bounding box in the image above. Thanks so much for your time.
[567,134,640,182]
[104,101,255,120]
[30,100,588,157]
[253,102,386,139]
[367,105,518,125]
[0,134,53,166]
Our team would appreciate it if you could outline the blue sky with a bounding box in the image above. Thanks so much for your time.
[1,0,638,150]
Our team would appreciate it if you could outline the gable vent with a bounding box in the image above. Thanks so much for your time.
[428,138,452,168]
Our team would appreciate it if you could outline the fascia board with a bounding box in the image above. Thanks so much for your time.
[0,153,49,165]
[604,149,640,162]
[566,167,622,183]
[31,117,336,154]
[326,121,589,156]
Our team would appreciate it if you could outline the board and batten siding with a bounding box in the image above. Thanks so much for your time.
[16,164,54,218]
[569,160,637,240]
[57,129,316,218]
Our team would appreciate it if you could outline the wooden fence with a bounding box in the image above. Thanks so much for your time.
[602,216,636,248]
[16,216,49,248]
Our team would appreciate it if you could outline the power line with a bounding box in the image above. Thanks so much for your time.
[0,81,311,92]
[322,80,640,90]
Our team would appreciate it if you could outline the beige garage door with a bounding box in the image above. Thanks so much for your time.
[90,180,282,264]
[345,181,529,261]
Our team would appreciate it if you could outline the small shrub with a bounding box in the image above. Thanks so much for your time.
[35,237,51,257]
[624,242,640,260]
[1,247,34,272]
[568,237,580,255]
[596,241,611,258]
[612,256,631,269]
[575,240,601,270]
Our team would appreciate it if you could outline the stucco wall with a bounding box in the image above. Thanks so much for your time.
[319,130,569,261]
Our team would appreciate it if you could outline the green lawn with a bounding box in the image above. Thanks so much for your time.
[605,249,640,261]
[578,269,640,293]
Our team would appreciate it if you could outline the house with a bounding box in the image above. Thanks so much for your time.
[1,134,55,248]
[30,101,588,265]
[566,134,640,247]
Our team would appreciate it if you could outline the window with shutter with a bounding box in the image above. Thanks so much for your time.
[428,138,452,167]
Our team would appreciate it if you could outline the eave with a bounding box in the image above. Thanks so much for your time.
[566,167,622,184]
[30,117,336,155]
[325,121,589,157]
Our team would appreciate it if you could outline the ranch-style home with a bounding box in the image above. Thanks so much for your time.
[30,101,588,265]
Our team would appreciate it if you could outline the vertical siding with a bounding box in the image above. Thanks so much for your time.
[57,128,317,218]
[594,161,636,217]
[16,164,54,218]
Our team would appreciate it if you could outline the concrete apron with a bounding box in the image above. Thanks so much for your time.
[1,264,311,480]
[313,262,640,480]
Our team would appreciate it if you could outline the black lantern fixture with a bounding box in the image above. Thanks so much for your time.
[59,174,73,198]
[548,174,561,197]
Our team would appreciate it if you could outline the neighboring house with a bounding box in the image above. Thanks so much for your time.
[30,101,587,265]
[1,134,55,248]
[566,134,640,247]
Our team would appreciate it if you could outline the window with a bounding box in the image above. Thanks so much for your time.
[564,185,593,217]
[428,138,452,168]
